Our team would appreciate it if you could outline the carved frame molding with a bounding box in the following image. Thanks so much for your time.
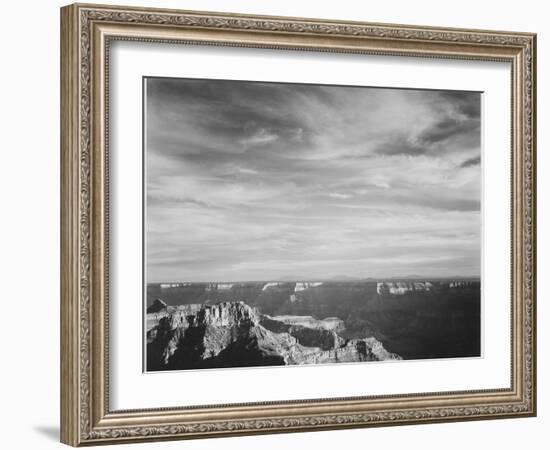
[60,3,536,446]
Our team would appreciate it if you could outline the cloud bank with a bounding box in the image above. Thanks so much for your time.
[145,78,481,282]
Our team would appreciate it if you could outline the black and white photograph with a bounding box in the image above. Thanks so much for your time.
[144,77,482,372]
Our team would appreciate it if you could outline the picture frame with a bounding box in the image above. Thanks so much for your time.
[60,2,536,446]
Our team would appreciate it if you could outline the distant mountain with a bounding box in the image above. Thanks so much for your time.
[276,275,309,281]
[323,275,365,281]
[274,275,365,282]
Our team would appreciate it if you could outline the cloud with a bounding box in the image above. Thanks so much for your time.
[145,78,481,282]
[460,155,481,168]
[328,192,353,200]
[240,128,279,148]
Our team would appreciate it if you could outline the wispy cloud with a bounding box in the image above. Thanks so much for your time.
[145,78,481,282]
[460,155,481,168]
[328,193,353,200]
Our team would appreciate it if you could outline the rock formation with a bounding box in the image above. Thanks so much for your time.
[376,281,433,295]
[266,315,345,332]
[146,301,400,371]
[294,282,323,292]
[449,280,475,288]
[205,283,234,291]
[262,282,283,291]
[147,298,169,314]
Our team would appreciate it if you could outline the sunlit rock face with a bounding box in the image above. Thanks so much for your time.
[294,282,323,292]
[205,283,234,292]
[376,281,434,295]
[262,282,284,291]
[260,315,346,350]
[146,301,400,371]
[449,281,475,288]
[264,315,345,333]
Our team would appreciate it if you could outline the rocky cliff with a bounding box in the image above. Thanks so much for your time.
[146,301,400,371]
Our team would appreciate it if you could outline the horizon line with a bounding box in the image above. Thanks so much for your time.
[147,276,481,284]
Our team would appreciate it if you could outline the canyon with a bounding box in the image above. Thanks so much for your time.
[146,279,481,367]
[146,300,400,371]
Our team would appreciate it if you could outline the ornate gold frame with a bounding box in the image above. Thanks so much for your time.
[60,3,536,446]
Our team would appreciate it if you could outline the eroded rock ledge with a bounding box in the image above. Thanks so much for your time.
[146,300,400,371]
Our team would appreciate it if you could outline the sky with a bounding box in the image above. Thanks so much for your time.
[145,77,481,282]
